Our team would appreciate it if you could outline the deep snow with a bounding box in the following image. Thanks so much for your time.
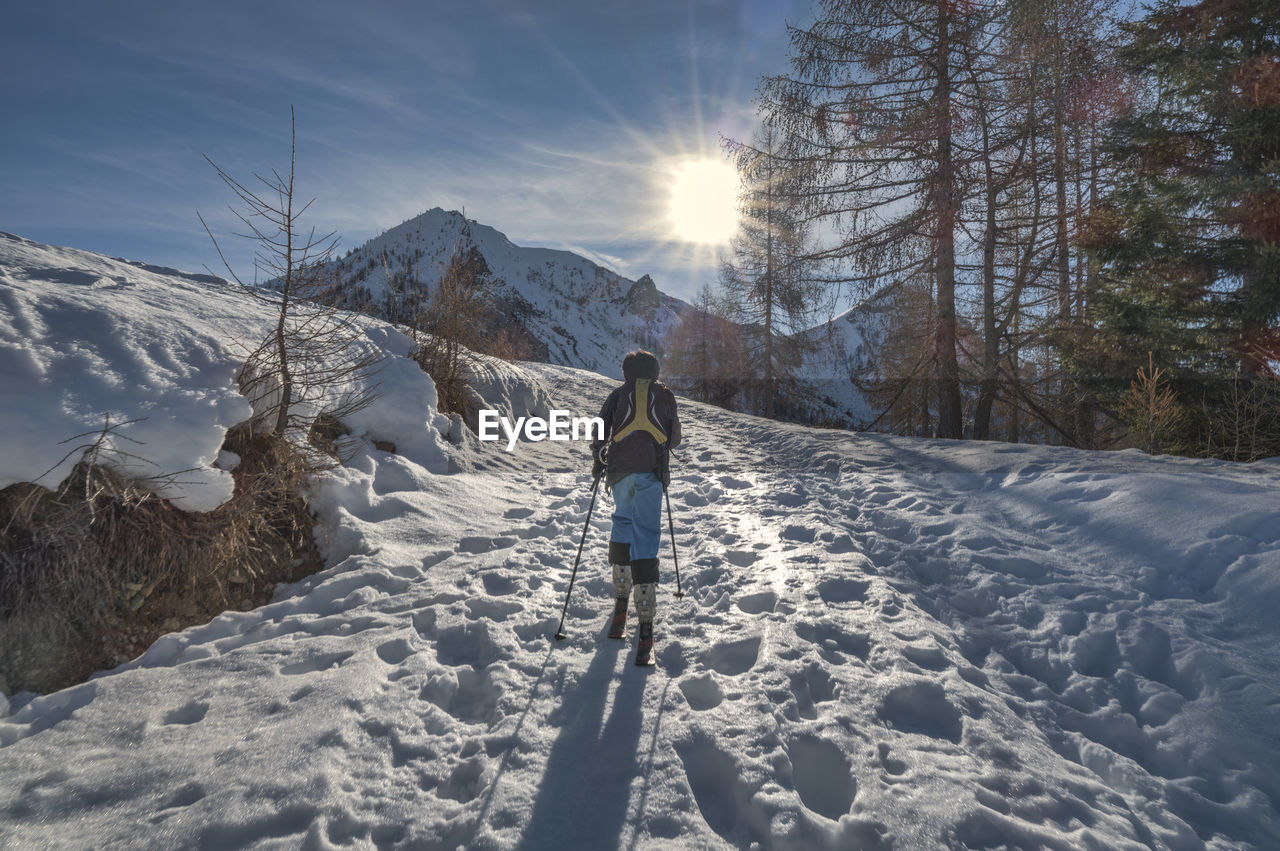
[2,235,1280,849]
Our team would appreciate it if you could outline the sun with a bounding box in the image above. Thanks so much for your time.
[669,158,740,244]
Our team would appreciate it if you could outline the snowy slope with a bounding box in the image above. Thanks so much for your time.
[0,232,451,510]
[332,209,692,378]
[791,295,892,428]
[3,236,1280,848]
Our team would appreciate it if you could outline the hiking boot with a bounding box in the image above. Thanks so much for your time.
[607,596,628,639]
[635,621,655,667]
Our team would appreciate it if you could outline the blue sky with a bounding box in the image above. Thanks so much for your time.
[2,0,811,302]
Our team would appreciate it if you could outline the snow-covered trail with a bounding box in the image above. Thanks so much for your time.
[3,361,1280,849]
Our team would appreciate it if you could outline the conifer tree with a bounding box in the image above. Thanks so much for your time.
[666,284,744,409]
[761,0,978,437]
[200,108,381,439]
[1075,0,1280,449]
[721,124,825,419]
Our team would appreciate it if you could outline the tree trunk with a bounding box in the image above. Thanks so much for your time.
[974,176,999,439]
[273,137,297,437]
[934,4,963,439]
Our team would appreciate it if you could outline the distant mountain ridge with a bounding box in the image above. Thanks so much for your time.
[326,207,882,427]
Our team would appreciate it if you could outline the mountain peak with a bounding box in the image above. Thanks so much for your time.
[329,209,691,378]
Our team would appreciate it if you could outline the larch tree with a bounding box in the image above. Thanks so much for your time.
[666,284,745,410]
[761,0,980,438]
[720,123,826,419]
[200,108,381,441]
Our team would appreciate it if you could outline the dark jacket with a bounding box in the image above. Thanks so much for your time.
[593,379,681,489]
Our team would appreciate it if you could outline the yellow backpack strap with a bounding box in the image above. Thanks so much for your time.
[612,379,668,445]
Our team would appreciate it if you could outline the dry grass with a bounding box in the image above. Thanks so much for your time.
[0,426,322,695]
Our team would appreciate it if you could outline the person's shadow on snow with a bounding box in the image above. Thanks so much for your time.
[517,635,650,850]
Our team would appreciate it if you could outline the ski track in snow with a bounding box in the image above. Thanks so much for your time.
[3,256,1280,846]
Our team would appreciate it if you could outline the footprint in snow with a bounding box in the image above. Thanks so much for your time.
[435,757,486,802]
[421,550,453,570]
[160,782,207,809]
[466,598,523,621]
[877,679,963,743]
[788,736,857,821]
[678,673,724,711]
[517,522,557,540]
[701,635,761,676]
[816,576,869,605]
[860,486,898,507]
[972,553,1049,580]
[736,591,777,615]
[796,621,871,662]
[163,700,209,725]
[480,570,523,596]
[877,742,910,777]
[280,650,354,676]
[677,736,765,846]
[780,524,816,544]
[901,643,951,672]
[420,668,502,725]
[434,620,505,669]
[822,533,857,554]
[457,536,517,555]
[789,664,837,720]
[375,637,416,665]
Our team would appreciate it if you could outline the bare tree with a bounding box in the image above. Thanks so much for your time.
[666,284,746,409]
[761,0,982,438]
[407,228,498,416]
[721,123,829,419]
[199,107,381,442]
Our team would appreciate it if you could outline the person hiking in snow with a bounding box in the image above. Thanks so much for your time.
[591,350,681,667]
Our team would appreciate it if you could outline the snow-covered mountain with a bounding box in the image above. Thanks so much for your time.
[791,294,894,428]
[4,233,1280,847]
[327,208,894,427]
[329,208,693,379]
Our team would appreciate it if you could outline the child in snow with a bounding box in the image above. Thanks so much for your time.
[591,350,682,667]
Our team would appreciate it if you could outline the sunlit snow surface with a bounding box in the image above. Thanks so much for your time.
[2,236,1280,848]
[0,231,451,510]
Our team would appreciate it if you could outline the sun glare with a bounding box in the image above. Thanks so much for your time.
[669,159,740,244]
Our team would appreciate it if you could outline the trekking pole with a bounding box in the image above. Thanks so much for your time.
[553,472,603,641]
[664,488,684,599]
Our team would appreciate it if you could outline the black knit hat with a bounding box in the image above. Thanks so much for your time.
[630,350,659,380]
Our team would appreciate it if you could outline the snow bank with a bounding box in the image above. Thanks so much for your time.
[0,233,268,510]
[0,233,449,510]
[460,352,555,430]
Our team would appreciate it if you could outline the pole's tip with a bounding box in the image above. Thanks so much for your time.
[675,591,685,599]
[553,631,568,641]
